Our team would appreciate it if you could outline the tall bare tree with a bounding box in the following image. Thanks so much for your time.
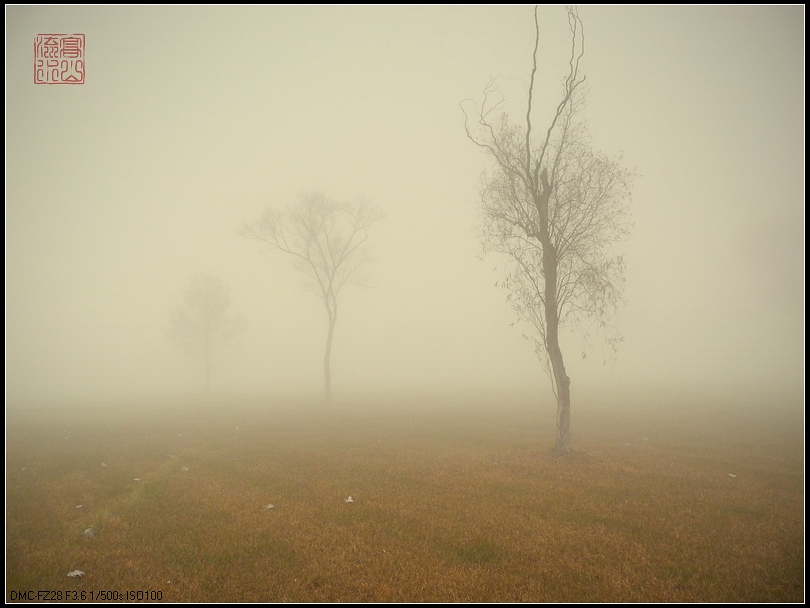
[168,273,247,393]
[240,192,382,399]
[463,6,633,454]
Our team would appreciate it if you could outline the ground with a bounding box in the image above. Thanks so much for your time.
[5,389,804,602]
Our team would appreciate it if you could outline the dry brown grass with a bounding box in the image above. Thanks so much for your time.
[6,391,804,602]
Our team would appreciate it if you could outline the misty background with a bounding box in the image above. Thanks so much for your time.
[6,6,803,403]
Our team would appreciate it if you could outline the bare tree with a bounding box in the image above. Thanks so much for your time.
[240,192,383,399]
[463,6,633,454]
[168,273,247,393]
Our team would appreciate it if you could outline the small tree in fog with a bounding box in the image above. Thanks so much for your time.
[168,273,247,393]
[240,192,383,400]
[463,6,633,454]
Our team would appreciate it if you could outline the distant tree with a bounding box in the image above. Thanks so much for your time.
[240,192,383,400]
[168,273,247,393]
[463,6,634,454]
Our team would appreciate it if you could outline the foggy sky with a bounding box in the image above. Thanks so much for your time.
[6,6,804,402]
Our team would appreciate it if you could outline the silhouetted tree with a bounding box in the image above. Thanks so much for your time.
[463,6,633,454]
[240,192,382,399]
[168,273,247,393]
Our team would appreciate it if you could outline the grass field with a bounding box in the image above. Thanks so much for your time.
[5,391,804,602]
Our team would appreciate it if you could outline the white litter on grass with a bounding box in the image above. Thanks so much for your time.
[67,570,85,578]
[76,505,83,509]
[344,496,354,504]
[83,528,94,538]
[729,473,737,478]
[169,455,175,458]
[133,478,142,481]
[264,504,275,510]
[101,463,107,467]
[181,467,189,471]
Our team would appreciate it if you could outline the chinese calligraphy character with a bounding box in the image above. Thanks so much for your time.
[34,34,85,84]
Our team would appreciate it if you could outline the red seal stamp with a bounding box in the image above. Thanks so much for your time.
[34,34,85,84]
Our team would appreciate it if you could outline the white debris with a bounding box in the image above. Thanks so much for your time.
[83,528,94,538]
[729,473,737,478]
[76,505,83,509]
[181,467,189,472]
[133,478,141,481]
[344,496,354,504]
[101,463,107,467]
[264,504,275,510]
[67,570,85,578]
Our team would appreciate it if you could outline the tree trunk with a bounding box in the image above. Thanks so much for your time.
[553,365,572,454]
[545,259,572,455]
[323,309,336,400]
[537,169,572,454]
